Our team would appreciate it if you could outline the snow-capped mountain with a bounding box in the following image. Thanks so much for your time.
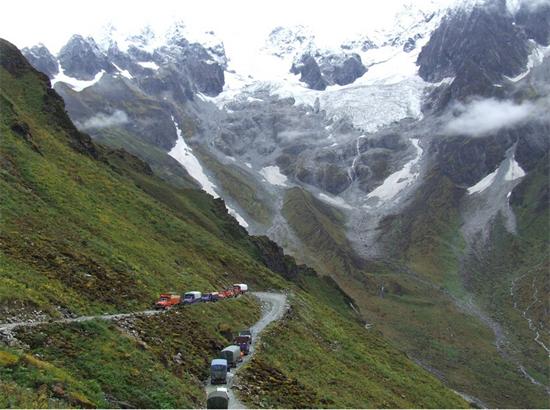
[19,1,550,404]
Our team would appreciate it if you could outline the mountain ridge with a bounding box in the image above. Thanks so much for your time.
[7,0,550,405]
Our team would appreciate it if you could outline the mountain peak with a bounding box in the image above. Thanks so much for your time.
[265,25,317,58]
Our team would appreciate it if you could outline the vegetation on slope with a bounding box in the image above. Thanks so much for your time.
[282,187,364,277]
[462,154,550,387]
[0,38,467,408]
[239,276,468,409]
[2,298,259,408]
[280,169,548,407]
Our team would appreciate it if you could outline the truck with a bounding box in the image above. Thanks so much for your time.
[154,293,181,310]
[233,283,248,294]
[201,292,220,303]
[207,388,229,409]
[220,345,242,368]
[183,291,202,305]
[218,289,236,299]
[239,329,252,343]
[233,335,251,355]
[210,359,228,384]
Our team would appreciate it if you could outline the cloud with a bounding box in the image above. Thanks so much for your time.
[78,110,128,129]
[507,0,550,13]
[442,98,535,137]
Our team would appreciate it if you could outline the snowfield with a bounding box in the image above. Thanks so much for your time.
[51,62,105,92]
[169,117,219,197]
[366,139,423,203]
[137,61,160,70]
[259,166,289,187]
[169,117,249,229]
[113,63,133,79]
[467,153,525,195]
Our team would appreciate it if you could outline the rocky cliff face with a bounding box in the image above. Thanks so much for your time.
[291,52,367,89]
[21,44,58,78]
[417,1,529,105]
[515,2,550,46]
[58,35,116,79]
[17,3,550,405]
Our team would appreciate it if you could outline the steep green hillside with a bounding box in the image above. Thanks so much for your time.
[240,276,467,409]
[280,172,548,407]
[282,187,364,277]
[0,39,467,408]
[462,155,550,387]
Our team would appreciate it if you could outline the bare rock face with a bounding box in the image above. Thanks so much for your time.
[318,53,367,86]
[291,52,367,90]
[22,44,59,78]
[58,35,115,80]
[515,2,550,46]
[417,1,529,104]
[290,54,327,90]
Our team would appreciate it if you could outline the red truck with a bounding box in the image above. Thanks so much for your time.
[218,289,236,299]
[154,293,181,310]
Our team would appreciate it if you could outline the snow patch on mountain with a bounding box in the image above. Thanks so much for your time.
[226,206,249,228]
[169,117,219,198]
[505,157,526,181]
[137,61,159,70]
[259,166,289,187]
[467,152,526,195]
[366,139,423,203]
[318,193,353,210]
[467,168,499,195]
[112,63,133,79]
[461,146,527,242]
[51,62,105,91]
[505,42,550,82]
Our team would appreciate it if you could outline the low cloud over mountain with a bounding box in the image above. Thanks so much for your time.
[77,110,128,129]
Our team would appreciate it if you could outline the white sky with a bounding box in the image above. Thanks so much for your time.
[0,0,455,52]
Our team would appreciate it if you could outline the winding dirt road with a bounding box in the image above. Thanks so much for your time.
[0,309,164,333]
[204,292,288,409]
[0,292,289,409]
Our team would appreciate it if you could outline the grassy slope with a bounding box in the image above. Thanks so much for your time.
[280,175,548,407]
[196,146,275,226]
[0,59,285,317]
[463,155,550,386]
[240,276,467,409]
[94,127,199,190]
[282,187,364,277]
[0,39,466,408]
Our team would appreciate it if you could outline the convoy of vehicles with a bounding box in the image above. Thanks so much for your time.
[153,283,252,408]
[153,284,248,310]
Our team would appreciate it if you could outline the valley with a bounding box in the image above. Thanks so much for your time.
[1,0,549,407]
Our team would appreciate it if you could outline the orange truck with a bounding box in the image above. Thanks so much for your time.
[154,293,181,310]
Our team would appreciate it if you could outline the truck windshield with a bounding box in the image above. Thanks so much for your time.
[159,297,168,301]
[212,365,226,371]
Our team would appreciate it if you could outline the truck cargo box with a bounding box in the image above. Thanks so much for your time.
[207,388,229,409]
[220,345,241,368]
